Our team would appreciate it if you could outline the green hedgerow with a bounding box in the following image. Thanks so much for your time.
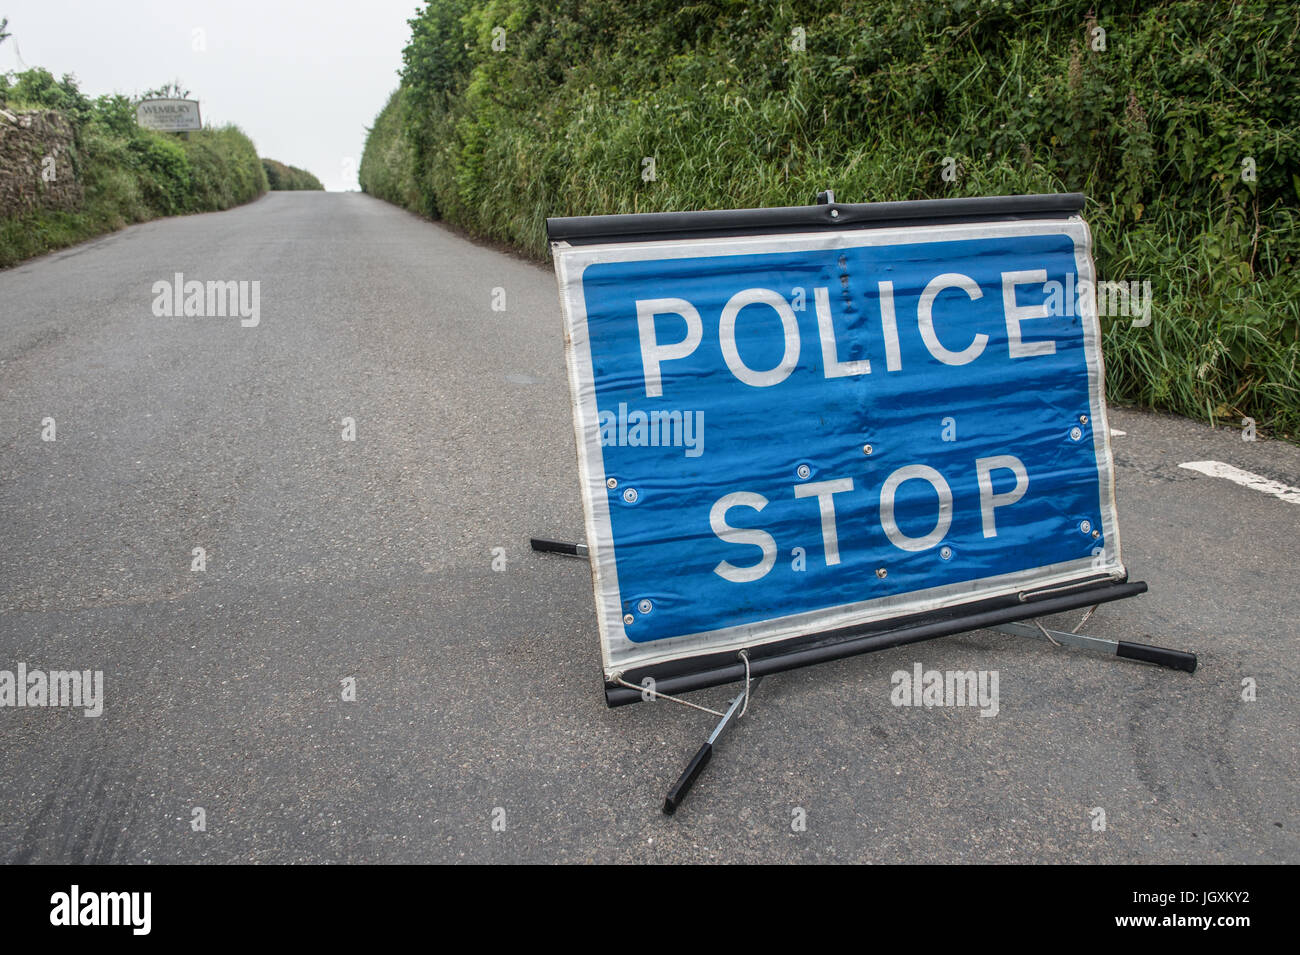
[360,0,1300,439]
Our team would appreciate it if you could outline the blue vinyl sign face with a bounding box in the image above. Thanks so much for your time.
[551,219,1124,678]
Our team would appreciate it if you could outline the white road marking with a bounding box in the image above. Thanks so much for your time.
[1178,460,1300,505]
[1109,428,1126,437]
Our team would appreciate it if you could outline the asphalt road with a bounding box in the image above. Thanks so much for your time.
[1,192,1295,863]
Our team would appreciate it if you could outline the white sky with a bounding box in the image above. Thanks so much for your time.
[0,0,422,190]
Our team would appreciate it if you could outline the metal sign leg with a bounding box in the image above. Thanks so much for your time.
[529,537,588,558]
[991,613,1197,673]
[531,533,764,813]
[663,676,762,815]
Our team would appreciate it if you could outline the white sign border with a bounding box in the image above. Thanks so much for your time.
[552,217,1124,679]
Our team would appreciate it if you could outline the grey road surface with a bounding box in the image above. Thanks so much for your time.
[1,193,1296,863]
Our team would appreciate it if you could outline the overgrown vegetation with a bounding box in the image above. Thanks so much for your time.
[262,157,324,190]
[0,68,267,268]
[361,0,1300,438]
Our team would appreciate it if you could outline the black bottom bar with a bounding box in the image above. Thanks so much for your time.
[1117,640,1198,673]
[607,579,1147,706]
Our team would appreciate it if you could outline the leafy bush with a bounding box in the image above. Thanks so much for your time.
[262,158,324,190]
[357,89,420,210]
[183,126,268,209]
[361,0,1300,438]
[2,67,92,127]
[126,132,190,215]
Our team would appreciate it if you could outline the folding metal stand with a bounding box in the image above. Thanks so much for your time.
[991,611,1197,672]
[531,536,1197,813]
[662,675,761,814]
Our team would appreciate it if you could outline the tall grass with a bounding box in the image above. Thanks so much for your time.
[362,0,1300,439]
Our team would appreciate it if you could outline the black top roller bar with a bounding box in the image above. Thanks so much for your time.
[547,193,1086,246]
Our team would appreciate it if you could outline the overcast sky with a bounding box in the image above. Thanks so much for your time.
[1,0,421,190]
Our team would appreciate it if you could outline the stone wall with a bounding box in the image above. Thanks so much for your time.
[0,109,83,219]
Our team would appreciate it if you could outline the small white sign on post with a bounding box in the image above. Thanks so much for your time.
[136,98,202,132]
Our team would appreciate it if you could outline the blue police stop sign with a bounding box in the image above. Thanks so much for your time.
[550,210,1124,683]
